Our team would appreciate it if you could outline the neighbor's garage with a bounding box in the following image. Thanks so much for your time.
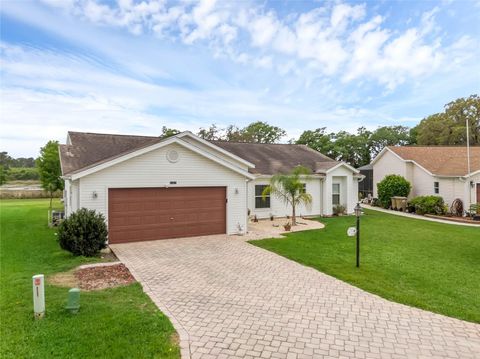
[108,187,226,244]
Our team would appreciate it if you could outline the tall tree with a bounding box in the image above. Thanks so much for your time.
[239,121,286,143]
[262,166,313,226]
[295,128,336,158]
[415,95,480,145]
[36,141,64,214]
[369,125,413,157]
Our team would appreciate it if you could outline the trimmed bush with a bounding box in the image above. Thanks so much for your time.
[377,175,411,208]
[58,208,108,256]
[333,204,346,215]
[409,195,447,215]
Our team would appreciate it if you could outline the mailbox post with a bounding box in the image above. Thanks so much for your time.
[32,274,45,318]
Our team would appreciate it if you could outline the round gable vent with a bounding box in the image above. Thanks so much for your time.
[166,149,180,163]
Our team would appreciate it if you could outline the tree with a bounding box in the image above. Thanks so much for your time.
[415,94,480,145]
[239,121,286,143]
[295,128,336,158]
[369,126,413,157]
[36,141,64,214]
[197,121,287,143]
[0,165,6,185]
[160,126,180,138]
[262,166,313,226]
[0,151,13,169]
[197,124,221,140]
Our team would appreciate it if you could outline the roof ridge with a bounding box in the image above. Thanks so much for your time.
[210,140,303,146]
[68,131,160,139]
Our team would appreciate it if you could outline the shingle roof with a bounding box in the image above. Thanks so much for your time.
[210,141,338,175]
[59,131,339,176]
[59,132,162,175]
[387,146,480,176]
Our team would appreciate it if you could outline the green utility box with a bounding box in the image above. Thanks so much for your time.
[66,288,80,314]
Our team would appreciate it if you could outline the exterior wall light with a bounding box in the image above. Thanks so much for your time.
[92,191,98,199]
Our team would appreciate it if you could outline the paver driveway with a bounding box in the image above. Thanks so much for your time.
[111,236,480,359]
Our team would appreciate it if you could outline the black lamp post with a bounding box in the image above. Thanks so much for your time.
[354,202,362,268]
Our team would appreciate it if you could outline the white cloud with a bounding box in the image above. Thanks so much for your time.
[31,0,472,90]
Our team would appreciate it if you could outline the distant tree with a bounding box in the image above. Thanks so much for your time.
[0,165,6,185]
[262,166,312,226]
[239,121,286,143]
[36,141,64,213]
[223,125,244,141]
[295,128,336,158]
[160,126,180,138]
[415,95,480,145]
[369,125,413,157]
[197,124,221,140]
[0,152,13,169]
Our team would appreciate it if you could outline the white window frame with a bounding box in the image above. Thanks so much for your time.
[434,181,439,194]
[332,183,340,205]
[255,184,270,209]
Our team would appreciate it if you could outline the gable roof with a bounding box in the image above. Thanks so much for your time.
[59,131,346,178]
[376,146,480,177]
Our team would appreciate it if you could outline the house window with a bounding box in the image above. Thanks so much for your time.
[255,185,270,209]
[332,183,340,205]
[434,181,439,194]
[301,183,307,194]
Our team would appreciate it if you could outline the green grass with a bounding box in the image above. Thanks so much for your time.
[251,209,480,323]
[0,199,179,358]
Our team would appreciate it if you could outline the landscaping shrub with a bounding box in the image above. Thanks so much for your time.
[377,175,411,208]
[409,195,447,215]
[332,204,346,215]
[58,208,108,256]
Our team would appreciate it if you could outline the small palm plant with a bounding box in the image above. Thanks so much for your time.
[262,166,313,226]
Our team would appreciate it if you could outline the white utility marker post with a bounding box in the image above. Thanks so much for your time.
[32,274,45,318]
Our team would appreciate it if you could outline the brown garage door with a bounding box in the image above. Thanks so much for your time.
[108,187,226,244]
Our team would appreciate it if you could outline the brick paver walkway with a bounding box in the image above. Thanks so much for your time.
[111,236,480,359]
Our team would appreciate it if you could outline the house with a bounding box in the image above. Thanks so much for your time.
[372,146,480,209]
[59,131,362,243]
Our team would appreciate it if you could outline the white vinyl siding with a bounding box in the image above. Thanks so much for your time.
[248,177,322,219]
[76,143,248,235]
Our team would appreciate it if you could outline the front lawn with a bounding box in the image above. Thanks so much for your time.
[0,199,179,358]
[252,209,480,323]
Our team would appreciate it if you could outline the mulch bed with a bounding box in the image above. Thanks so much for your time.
[75,264,135,291]
[49,263,136,291]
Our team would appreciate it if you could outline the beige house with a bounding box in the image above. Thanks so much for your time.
[372,146,480,209]
[59,131,362,244]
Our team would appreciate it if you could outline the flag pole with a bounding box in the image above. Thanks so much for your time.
[466,118,471,206]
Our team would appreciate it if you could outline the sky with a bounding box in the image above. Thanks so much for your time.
[1,0,479,158]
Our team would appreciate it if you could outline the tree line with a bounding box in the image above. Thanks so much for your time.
[1,94,477,187]
[163,94,479,168]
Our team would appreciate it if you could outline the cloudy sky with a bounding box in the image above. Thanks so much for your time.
[1,0,479,157]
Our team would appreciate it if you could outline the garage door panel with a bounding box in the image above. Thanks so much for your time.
[108,187,227,243]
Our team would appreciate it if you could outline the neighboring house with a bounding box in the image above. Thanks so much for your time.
[372,146,480,209]
[358,163,373,198]
[59,131,362,243]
